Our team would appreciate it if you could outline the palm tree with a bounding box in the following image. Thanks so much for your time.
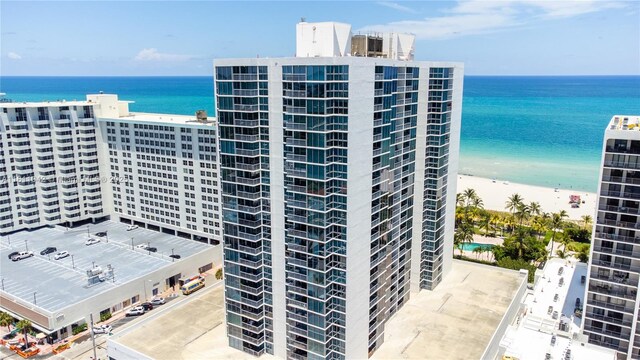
[549,212,564,259]
[581,215,593,231]
[0,312,13,333]
[478,214,491,236]
[456,193,464,207]
[473,246,483,259]
[529,202,541,217]
[556,249,567,259]
[531,216,547,240]
[16,319,31,347]
[454,223,474,257]
[505,193,524,214]
[462,188,478,207]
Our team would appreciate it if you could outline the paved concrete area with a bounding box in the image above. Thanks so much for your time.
[109,280,275,360]
[372,260,525,360]
[0,220,212,312]
[109,260,526,360]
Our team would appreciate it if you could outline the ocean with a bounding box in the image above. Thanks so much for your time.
[1,75,639,192]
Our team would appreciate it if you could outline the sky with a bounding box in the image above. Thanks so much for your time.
[1,0,639,76]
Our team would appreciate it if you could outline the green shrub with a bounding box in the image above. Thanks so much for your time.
[215,268,223,280]
[99,312,112,322]
[496,257,536,283]
[72,323,87,335]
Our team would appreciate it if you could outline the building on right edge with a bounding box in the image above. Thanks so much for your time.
[215,21,463,359]
[583,115,640,359]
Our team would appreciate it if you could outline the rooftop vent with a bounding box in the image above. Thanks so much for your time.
[195,110,208,122]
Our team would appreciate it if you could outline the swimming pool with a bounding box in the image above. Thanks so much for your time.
[461,243,495,251]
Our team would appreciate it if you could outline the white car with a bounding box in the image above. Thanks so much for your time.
[150,297,165,305]
[135,243,149,250]
[54,251,69,260]
[125,306,145,317]
[85,238,100,246]
[92,324,112,335]
[127,225,139,231]
[11,251,34,261]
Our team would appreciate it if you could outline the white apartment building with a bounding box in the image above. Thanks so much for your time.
[0,94,223,245]
[94,94,222,245]
[215,21,463,359]
[583,115,640,359]
[0,101,106,232]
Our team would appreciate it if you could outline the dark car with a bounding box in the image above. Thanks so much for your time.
[146,247,158,253]
[169,254,181,259]
[141,302,154,311]
[8,251,19,260]
[95,232,107,237]
[40,247,57,255]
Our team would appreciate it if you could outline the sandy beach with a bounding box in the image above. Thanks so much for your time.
[457,175,597,220]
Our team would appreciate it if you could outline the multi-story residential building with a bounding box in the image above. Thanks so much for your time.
[583,115,640,359]
[95,94,223,245]
[0,101,106,232]
[215,21,463,359]
[0,94,222,245]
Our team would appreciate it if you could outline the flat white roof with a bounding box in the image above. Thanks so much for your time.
[0,100,95,108]
[109,112,217,126]
[501,258,617,359]
[609,115,640,131]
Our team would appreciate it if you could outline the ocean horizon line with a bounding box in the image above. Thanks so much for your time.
[1,74,639,78]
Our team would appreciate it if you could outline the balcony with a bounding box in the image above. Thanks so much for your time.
[602,175,640,186]
[585,312,633,327]
[598,218,640,229]
[593,246,640,259]
[599,204,640,216]
[587,299,635,313]
[604,161,640,170]
[595,231,640,245]
[583,324,631,340]
[589,283,638,300]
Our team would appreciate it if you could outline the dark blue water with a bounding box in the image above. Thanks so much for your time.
[2,75,639,191]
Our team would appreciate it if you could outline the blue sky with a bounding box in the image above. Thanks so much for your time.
[1,0,639,76]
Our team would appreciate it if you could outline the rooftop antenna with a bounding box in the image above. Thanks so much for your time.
[300,17,306,22]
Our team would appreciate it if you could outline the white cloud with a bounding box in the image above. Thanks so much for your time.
[377,1,417,14]
[133,48,192,62]
[362,0,627,40]
[7,52,22,60]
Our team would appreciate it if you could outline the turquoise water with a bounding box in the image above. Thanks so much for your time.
[1,75,639,192]
[461,243,494,251]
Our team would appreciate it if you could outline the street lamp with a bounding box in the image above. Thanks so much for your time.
[24,239,28,251]
[71,254,75,269]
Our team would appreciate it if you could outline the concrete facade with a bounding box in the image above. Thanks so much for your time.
[583,115,640,359]
[215,21,463,360]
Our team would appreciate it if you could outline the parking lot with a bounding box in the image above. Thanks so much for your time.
[0,220,213,313]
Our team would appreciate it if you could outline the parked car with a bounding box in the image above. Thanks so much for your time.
[40,247,57,255]
[127,225,139,231]
[85,238,100,246]
[54,251,69,260]
[92,324,112,335]
[135,244,149,249]
[11,251,34,261]
[141,302,154,311]
[151,297,165,305]
[125,306,145,317]
[169,254,181,259]
[146,247,158,253]
[95,231,107,237]
[8,251,19,260]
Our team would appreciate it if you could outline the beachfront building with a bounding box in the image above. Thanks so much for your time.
[94,94,223,245]
[583,115,640,359]
[0,100,107,232]
[215,21,463,359]
[0,94,223,245]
